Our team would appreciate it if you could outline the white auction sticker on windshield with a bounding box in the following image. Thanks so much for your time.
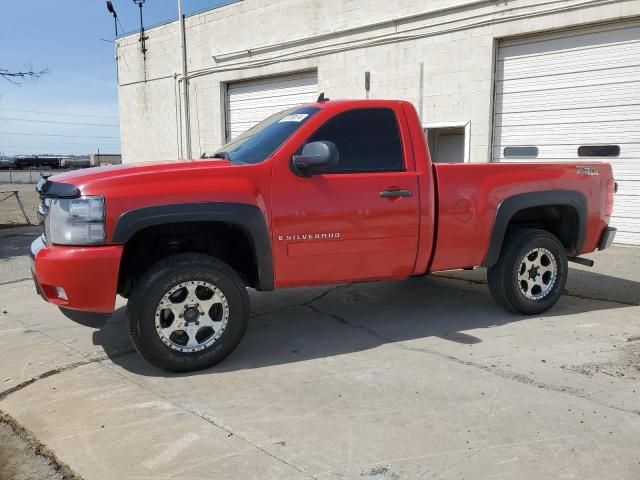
[279,114,309,123]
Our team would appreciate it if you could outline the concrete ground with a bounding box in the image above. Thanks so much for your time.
[0,228,639,479]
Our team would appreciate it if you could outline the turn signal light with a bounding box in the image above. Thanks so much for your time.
[55,287,68,301]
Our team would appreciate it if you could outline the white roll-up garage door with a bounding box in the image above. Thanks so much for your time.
[226,71,318,141]
[493,23,640,245]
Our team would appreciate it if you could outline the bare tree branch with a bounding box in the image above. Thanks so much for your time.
[0,67,48,85]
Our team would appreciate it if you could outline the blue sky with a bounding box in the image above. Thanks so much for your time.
[0,0,233,157]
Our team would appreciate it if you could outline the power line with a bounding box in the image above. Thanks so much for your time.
[0,135,120,143]
[0,107,119,120]
[1,145,120,150]
[0,138,120,144]
[2,151,120,156]
[0,136,120,143]
[116,17,126,36]
[0,117,119,127]
[0,138,120,145]
[1,147,119,151]
[0,131,120,139]
[1,141,120,147]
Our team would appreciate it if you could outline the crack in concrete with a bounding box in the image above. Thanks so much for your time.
[0,349,136,402]
[1,288,335,478]
[432,450,478,479]
[353,431,587,477]
[249,282,639,417]
[198,413,318,480]
[249,284,350,320]
[0,277,31,287]
[304,297,640,418]
[93,362,319,480]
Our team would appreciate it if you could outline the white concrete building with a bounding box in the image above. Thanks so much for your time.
[116,0,640,244]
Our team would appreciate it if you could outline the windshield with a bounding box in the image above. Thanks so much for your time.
[214,106,320,164]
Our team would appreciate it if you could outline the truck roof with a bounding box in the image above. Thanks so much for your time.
[302,98,413,109]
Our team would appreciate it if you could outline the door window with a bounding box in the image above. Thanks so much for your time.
[307,108,404,173]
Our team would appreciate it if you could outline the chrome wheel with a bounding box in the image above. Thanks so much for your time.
[517,247,557,300]
[154,281,229,352]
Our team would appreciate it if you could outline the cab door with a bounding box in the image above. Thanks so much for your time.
[270,106,420,287]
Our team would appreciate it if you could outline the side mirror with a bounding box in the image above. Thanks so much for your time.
[292,141,339,177]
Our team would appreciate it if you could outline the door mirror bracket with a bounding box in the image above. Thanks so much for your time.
[291,141,339,177]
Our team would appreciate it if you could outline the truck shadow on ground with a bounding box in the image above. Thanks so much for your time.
[435,267,640,307]
[88,275,634,377]
[0,226,41,260]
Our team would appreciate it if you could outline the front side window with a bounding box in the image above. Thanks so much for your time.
[307,108,404,173]
[214,106,320,164]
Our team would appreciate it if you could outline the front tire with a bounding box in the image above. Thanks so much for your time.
[487,228,568,315]
[127,253,249,372]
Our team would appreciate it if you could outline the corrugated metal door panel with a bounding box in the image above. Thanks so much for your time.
[226,71,318,140]
[436,134,465,163]
[494,23,640,245]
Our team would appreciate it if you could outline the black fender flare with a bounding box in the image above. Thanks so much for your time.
[112,202,274,291]
[482,191,587,267]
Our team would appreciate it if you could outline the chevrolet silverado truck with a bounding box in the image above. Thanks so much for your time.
[31,99,617,372]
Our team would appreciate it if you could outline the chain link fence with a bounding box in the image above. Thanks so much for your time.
[0,184,40,226]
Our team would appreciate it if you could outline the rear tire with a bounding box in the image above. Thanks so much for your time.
[127,253,249,372]
[487,228,567,315]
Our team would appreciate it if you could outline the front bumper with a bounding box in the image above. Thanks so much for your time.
[598,227,617,251]
[30,236,123,313]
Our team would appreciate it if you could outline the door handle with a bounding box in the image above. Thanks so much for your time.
[379,189,412,198]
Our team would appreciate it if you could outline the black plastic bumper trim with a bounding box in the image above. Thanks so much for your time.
[30,236,47,300]
[598,227,616,251]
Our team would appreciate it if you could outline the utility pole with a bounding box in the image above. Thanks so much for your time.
[178,0,192,160]
[133,0,147,56]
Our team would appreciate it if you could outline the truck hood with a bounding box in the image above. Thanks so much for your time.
[47,158,270,208]
[50,159,236,190]
[47,158,270,232]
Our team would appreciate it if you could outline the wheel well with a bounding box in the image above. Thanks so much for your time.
[507,205,580,251]
[118,221,258,297]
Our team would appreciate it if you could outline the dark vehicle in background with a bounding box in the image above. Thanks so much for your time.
[60,157,91,169]
[0,157,16,169]
[3,155,115,171]
[14,155,67,169]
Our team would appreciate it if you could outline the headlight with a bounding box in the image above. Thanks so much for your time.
[45,196,105,245]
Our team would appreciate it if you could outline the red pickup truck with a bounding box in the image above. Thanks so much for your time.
[31,99,617,372]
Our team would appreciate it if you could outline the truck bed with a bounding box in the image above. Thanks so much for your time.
[428,162,613,272]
